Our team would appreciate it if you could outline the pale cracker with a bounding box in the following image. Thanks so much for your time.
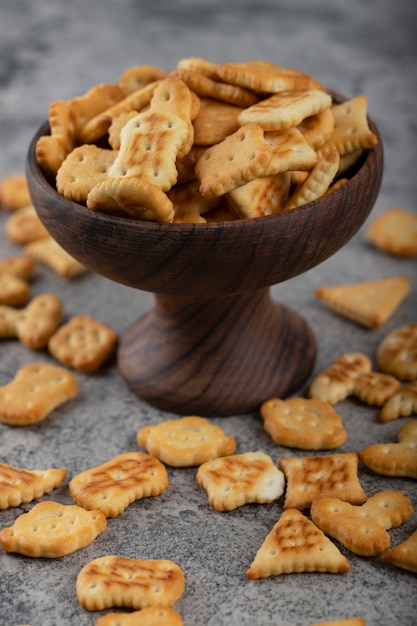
[137,415,236,467]
[351,371,401,407]
[95,607,184,626]
[263,127,318,174]
[5,204,49,245]
[0,173,31,211]
[379,380,417,423]
[314,276,410,328]
[48,314,118,373]
[192,97,243,146]
[359,420,417,479]
[311,490,414,556]
[76,555,185,611]
[380,527,417,574]
[246,508,350,579]
[284,148,340,211]
[376,322,417,381]
[119,64,167,95]
[237,89,332,131]
[298,108,335,149]
[260,397,347,450]
[308,352,372,404]
[0,293,63,349]
[24,236,88,278]
[0,362,78,426]
[0,500,106,557]
[196,450,285,512]
[69,451,168,517]
[226,173,291,219]
[279,452,367,510]
[366,207,417,258]
[68,82,125,140]
[0,462,66,509]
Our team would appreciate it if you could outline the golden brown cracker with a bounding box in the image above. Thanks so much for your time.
[170,67,258,108]
[263,127,318,174]
[351,371,401,407]
[192,98,243,146]
[169,181,219,223]
[308,352,372,404]
[376,322,417,381]
[5,204,49,245]
[24,236,88,278]
[379,380,417,423]
[0,173,31,211]
[95,607,184,626]
[35,99,75,177]
[0,293,63,349]
[284,148,340,210]
[0,462,66,509]
[0,272,30,306]
[359,420,417,479]
[0,255,35,280]
[226,173,291,219]
[119,64,167,95]
[69,82,125,139]
[366,207,417,258]
[380,527,417,574]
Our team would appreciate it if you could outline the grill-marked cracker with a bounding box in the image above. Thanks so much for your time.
[308,352,372,404]
[0,462,66,509]
[226,173,291,219]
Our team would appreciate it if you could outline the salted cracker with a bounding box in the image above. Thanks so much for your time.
[359,420,417,479]
[192,98,243,146]
[0,462,66,509]
[366,207,417,258]
[284,148,340,210]
[226,173,291,219]
[376,322,417,381]
[35,99,75,177]
[170,67,257,108]
[380,527,417,574]
[308,352,372,404]
[68,82,125,140]
[0,293,63,349]
[379,380,417,423]
[76,555,185,611]
[95,607,184,626]
[263,127,318,174]
[246,508,350,579]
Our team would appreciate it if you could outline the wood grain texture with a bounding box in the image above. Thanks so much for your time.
[26,100,383,415]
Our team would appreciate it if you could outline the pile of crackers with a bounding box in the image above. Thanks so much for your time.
[34,58,379,223]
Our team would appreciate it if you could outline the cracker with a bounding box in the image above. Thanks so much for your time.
[379,380,417,423]
[170,68,258,108]
[56,144,118,203]
[260,397,347,450]
[0,362,78,426]
[0,462,66,509]
[311,490,414,556]
[309,619,366,626]
[298,108,335,149]
[0,293,63,349]
[24,236,88,278]
[366,207,417,258]
[107,110,139,150]
[380,527,417,574]
[177,57,220,79]
[226,173,291,219]
[0,500,106,557]
[376,322,417,381]
[5,204,49,245]
[279,452,367,510]
[263,127,318,174]
[246,508,350,579]
[137,415,236,467]
[308,352,372,404]
[0,255,35,280]
[68,82,125,140]
[196,450,285,512]
[76,555,185,611]
[237,89,332,131]
[119,64,167,95]
[314,276,410,328]
[95,607,184,626]
[0,173,31,210]
[0,272,30,306]
[195,123,273,197]
[284,148,340,210]
[192,98,243,146]
[351,372,401,407]
[359,420,417,479]
[35,99,75,177]
[48,314,118,373]
[337,149,364,176]
[169,181,219,223]
[69,451,168,517]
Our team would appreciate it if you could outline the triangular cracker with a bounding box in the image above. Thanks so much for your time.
[381,527,417,574]
[246,508,350,578]
[314,276,410,328]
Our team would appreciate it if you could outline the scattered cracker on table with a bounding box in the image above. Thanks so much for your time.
[0,255,35,280]
[0,173,31,211]
[0,462,66,509]
[0,500,106,557]
[380,527,417,574]
[0,293,63,349]
[0,362,78,426]
[314,276,411,328]
[246,508,350,578]
[0,272,30,306]
[196,450,285,512]
[95,607,184,626]
[366,207,417,258]
[379,380,417,422]
[137,415,236,467]
[24,235,88,278]
[308,352,372,404]
[359,420,417,479]
[309,619,366,626]
[376,322,417,381]
[351,371,401,407]
[76,555,185,611]
[279,452,367,510]
[69,451,168,517]
[260,397,347,450]
[48,314,118,373]
[311,490,414,556]
[5,204,49,245]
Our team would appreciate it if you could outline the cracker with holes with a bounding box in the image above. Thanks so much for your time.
[284,148,340,210]
[95,607,184,626]
[169,181,219,223]
[0,500,106,557]
[379,380,417,422]
[0,362,78,426]
[196,450,285,512]
[25,235,88,278]
[246,508,350,579]
[380,527,417,574]
[308,352,372,404]
[314,276,410,328]
[260,397,347,450]
[119,64,167,95]
[351,371,401,407]
[0,293,62,349]
[68,82,125,141]
[311,490,414,556]
[69,451,168,517]
[48,314,118,374]
[359,420,417,479]
[137,415,236,467]
[76,555,185,611]
[0,462,66,509]
[279,452,367,511]
[226,173,291,219]
[366,207,417,258]
[35,99,75,177]
[5,204,49,244]
[0,173,31,211]
[56,144,118,202]
[376,322,417,381]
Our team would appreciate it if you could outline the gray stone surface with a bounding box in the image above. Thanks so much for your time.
[0,1,416,624]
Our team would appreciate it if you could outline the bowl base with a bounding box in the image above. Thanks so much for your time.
[118,288,316,416]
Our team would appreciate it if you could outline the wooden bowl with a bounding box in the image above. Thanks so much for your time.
[26,104,383,416]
